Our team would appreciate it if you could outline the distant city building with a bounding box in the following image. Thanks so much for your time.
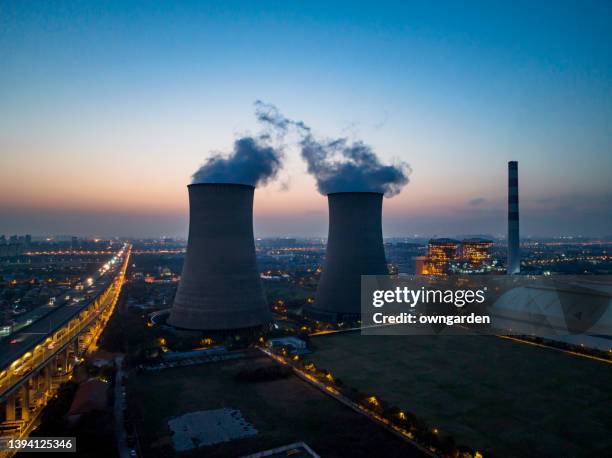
[385,242,424,274]
[258,238,298,248]
[0,234,31,257]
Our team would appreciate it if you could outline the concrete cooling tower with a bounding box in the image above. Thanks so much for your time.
[308,192,389,322]
[168,183,271,331]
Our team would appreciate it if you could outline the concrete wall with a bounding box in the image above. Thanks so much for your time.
[310,192,388,322]
[168,183,271,330]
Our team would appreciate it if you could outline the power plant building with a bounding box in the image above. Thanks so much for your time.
[462,238,494,267]
[168,183,271,332]
[415,256,429,275]
[416,238,494,275]
[307,192,388,323]
[425,238,461,275]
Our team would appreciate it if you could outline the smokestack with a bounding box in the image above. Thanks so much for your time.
[308,192,388,322]
[168,183,271,331]
[507,161,520,274]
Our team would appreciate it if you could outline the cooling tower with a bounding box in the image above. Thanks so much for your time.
[168,183,271,331]
[308,192,389,322]
[507,161,520,274]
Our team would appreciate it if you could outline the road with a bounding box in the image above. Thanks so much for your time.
[113,356,130,458]
[259,347,434,457]
[0,246,129,401]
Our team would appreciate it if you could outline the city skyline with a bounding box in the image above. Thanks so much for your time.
[1,1,611,237]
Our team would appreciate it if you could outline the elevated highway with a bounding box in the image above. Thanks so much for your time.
[0,245,131,444]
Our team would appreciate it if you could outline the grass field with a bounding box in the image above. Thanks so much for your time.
[127,352,424,458]
[305,332,612,457]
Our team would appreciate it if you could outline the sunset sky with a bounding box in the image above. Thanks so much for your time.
[1,1,611,238]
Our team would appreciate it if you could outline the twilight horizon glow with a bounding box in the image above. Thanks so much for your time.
[0,1,611,237]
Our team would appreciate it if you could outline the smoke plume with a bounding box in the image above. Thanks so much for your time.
[192,109,283,186]
[255,101,410,196]
[192,137,282,186]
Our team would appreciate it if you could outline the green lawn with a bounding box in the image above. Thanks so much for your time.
[127,353,424,458]
[305,333,612,457]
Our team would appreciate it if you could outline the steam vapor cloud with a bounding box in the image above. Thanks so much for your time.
[192,134,282,187]
[255,101,411,197]
[192,101,410,196]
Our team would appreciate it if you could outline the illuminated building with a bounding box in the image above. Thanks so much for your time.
[462,238,493,267]
[415,256,429,275]
[427,238,460,275]
[418,238,499,275]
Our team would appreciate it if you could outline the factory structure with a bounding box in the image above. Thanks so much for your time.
[170,188,391,327]
[168,183,271,333]
[415,238,496,275]
[168,161,522,328]
[507,160,521,274]
[414,161,521,276]
[306,192,389,323]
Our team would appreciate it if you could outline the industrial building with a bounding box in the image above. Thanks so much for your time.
[266,336,308,355]
[415,256,429,275]
[461,238,494,267]
[168,183,271,332]
[423,238,461,275]
[491,280,612,351]
[416,238,495,275]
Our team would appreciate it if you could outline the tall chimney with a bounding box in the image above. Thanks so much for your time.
[308,192,388,322]
[168,183,271,331]
[507,161,520,274]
